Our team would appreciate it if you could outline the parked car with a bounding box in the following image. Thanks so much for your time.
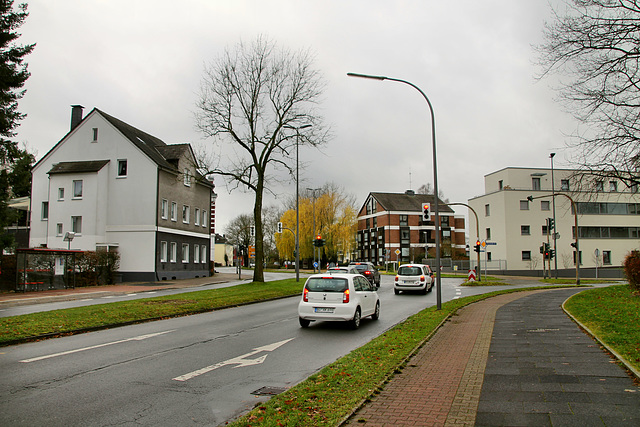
[394,264,434,295]
[326,266,359,274]
[298,273,380,329]
[348,262,381,287]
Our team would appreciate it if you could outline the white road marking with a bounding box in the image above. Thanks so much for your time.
[19,330,176,363]
[173,337,295,382]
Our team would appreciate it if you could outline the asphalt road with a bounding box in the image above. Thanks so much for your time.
[0,273,472,426]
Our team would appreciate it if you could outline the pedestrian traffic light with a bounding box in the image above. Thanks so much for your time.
[474,240,481,253]
[277,222,283,234]
[549,249,555,259]
[422,203,430,222]
[250,226,255,237]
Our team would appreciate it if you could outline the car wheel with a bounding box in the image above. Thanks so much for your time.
[421,286,428,295]
[350,308,361,329]
[427,283,433,292]
[394,288,399,295]
[371,301,380,320]
[299,317,310,328]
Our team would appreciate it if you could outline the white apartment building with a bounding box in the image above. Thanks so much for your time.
[468,167,640,275]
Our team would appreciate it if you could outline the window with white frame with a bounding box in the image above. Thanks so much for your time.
[56,223,63,236]
[72,216,82,234]
[182,205,190,224]
[609,181,618,192]
[603,250,611,265]
[160,241,168,262]
[561,179,570,191]
[170,242,177,263]
[73,180,83,198]
[195,208,200,225]
[41,201,49,220]
[201,245,206,263]
[522,251,531,261]
[58,188,64,201]
[161,199,168,219]
[183,168,191,186]
[182,243,189,263]
[171,202,177,221]
[521,225,530,235]
[202,210,207,228]
[117,159,127,177]
[194,244,200,263]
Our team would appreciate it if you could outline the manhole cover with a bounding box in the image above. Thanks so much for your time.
[251,386,287,396]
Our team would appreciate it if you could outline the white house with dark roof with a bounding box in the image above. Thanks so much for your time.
[30,106,213,281]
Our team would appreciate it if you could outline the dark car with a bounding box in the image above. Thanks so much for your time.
[348,262,381,287]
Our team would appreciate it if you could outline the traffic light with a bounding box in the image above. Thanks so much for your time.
[313,235,325,247]
[543,242,550,259]
[570,242,577,248]
[277,222,283,233]
[539,245,544,254]
[474,240,481,253]
[250,226,255,237]
[549,249,555,259]
[422,203,431,222]
[547,218,555,230]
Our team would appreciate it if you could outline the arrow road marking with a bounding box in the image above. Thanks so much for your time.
[19,330,175,363]
[173,337,295,382]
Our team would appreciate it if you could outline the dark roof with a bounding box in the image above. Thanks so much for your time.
[367,192,454,213]
[156,144,189,161]
[48,160,110,175]
[96,109,175,170]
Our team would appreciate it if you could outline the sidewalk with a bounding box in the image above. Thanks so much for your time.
[0,273,239,308]
[344,288,640,426]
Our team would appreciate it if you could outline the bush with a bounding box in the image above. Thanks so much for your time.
[623,250,640,292]
[75,251,121,286]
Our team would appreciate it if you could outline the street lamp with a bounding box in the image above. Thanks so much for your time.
[284,123,312,282]
[528,193,580,285]
[550,153,558,279]
[347,72,442,309]
[444,202,481,281]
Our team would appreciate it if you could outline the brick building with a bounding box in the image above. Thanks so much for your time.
[356,191,467,266]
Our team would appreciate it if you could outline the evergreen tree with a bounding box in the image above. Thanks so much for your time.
[0,0,34,253]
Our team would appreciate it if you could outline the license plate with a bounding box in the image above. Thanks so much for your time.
[315,307,334,313]
[404,280,417,285]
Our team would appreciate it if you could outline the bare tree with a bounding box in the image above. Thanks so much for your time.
[416,183,449,203]
[536,0,640,190]
[195,36,329,282]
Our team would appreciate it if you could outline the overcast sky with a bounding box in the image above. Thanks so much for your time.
[15,0,575,233]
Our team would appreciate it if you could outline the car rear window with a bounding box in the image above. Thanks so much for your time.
[305,278,348,292]
[353,265,367,272]
[398,266,422,275]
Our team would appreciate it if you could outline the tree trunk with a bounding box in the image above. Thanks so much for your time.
[253,178,265,282]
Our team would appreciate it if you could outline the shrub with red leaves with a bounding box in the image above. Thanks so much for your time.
[623,250,640,292]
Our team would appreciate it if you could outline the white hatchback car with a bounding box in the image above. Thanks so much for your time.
[394,264,434,295]
[298,273,380,329]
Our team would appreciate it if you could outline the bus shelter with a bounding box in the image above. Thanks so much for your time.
[16,248,83,292]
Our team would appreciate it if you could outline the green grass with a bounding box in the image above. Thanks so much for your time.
[540,278,621,285]
[0,279,304,345]
[564,284,640,370]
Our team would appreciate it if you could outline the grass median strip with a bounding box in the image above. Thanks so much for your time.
[0,279,304,345]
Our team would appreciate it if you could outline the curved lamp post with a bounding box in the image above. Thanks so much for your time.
[347,72,442,309]
[284,124,312,282]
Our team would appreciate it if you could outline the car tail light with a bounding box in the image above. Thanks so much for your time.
[364,271,371,276]
[420,275,425,281]
[303,287,309,302]
[343,289,350,303]
[394,275,399,282]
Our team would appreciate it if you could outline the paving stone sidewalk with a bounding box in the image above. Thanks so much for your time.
[344,288,640,426]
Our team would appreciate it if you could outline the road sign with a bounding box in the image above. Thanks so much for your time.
[468,270,476,281]
[313,262,318,268]
[485,242,497,246]
[395,249,400,255]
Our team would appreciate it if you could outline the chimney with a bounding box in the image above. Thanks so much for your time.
[70,105,84,131]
